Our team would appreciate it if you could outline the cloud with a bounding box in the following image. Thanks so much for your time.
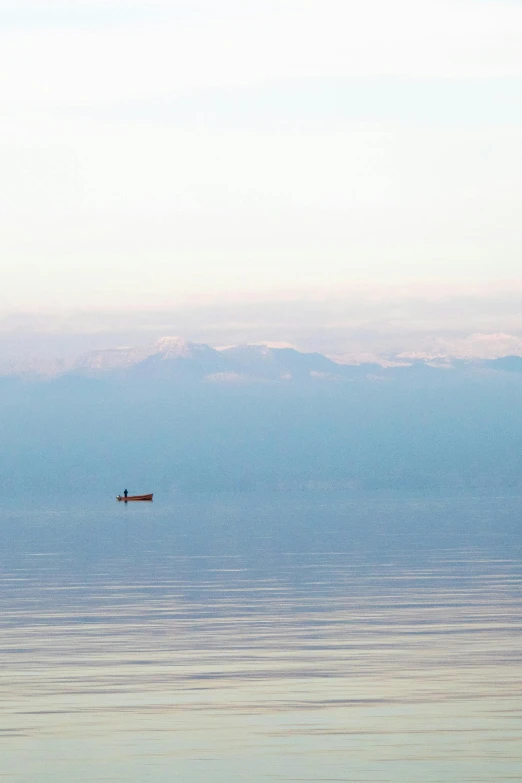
[1,2,521,311]
[1,0,522,109]
[399,332,522,361]
[205,371,249,384]
[1,282,522,362]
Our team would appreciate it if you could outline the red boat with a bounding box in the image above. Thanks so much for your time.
[116,494,153,502]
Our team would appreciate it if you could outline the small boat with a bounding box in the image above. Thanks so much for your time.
[117,493,153,502]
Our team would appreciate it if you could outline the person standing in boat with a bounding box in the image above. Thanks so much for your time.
[124,489,128,498]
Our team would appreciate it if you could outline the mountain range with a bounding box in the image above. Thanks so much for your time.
[3,336,522,383]
[2,336,522,496]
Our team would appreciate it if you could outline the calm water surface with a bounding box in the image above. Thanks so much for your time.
[1,493,521,782]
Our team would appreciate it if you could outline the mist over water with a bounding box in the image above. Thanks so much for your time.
[1,493,521,782]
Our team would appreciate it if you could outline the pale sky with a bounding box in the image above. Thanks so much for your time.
[2,0,522,310]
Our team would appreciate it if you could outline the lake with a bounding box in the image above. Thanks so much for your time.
[1,493,521,782]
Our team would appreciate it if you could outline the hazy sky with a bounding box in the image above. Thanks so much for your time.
[2,0,522,311]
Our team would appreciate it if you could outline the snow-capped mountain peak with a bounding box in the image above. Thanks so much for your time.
[69,337,221,375]
[153,337,203,359]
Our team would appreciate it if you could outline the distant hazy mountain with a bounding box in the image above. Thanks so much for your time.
[1,336,522,496]
[219,344,344,381]
[3,335,519,383]
[34,337,374,383]
[70,337,229,381]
